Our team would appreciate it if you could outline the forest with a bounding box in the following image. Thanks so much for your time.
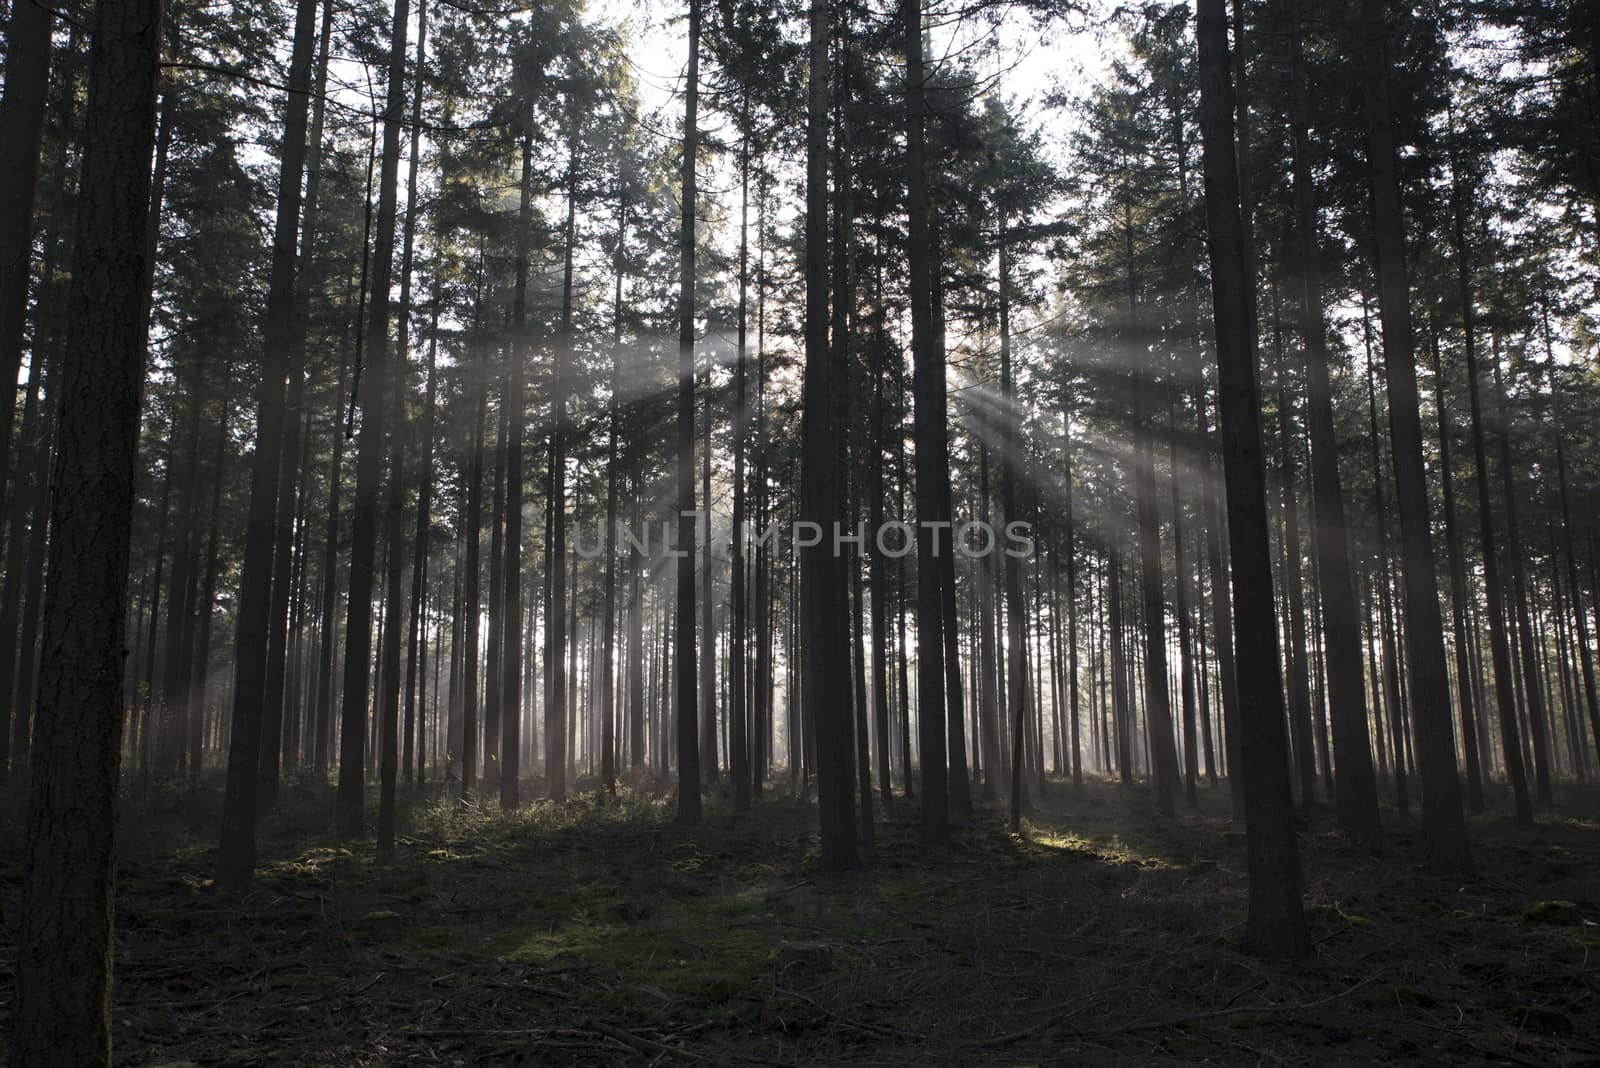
[2,0,1599,1060]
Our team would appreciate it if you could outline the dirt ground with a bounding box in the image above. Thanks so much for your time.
[1,774,1597,1065]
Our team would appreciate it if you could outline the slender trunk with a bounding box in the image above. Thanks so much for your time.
[1548,348,1600,774]
[1196,383,1243,819]
[1491,351,1554,806]
[1287,0,1379,839]
[600,173,626,799]
[730,95,750,810]
[905,0,948,840]
[218,0,321,887]
[1432,337,1485,811]
[976,440,1002,798]
[1133,345,1180,816]
[1361,0,1471,873]
[335,0,410,838]
[674,0,702,823]
[1168,390,1198,808]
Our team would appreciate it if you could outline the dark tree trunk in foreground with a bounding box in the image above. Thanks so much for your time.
[1195,0,1310,957]
[218,0,320,888]
[1361,0,1472,875]
[13,0,162,1059]
[803,0,858,867]
[675,0,702,825]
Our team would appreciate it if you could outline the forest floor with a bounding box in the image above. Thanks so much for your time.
[2,773,1598,1066]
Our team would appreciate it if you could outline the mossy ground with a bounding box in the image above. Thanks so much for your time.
[2,773,1597,1064]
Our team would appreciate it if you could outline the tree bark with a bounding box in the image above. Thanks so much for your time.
[218,0,321,886]
[802,0,858,866]
[1287,0,1380,839]
[13,0,161,1057]
[338,0,411,836]
[675,0,702,824]
[1361,0,1471,872]
[1195,0,1310,955]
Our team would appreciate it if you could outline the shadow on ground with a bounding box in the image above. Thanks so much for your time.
[1,774,1596,1064]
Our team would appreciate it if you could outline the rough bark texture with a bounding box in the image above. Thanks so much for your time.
[13,0,162,1060]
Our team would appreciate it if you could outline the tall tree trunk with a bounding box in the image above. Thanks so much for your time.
[1548,343,1600,774]
[261,352,305,804]
[833,32,874,849]
[1133,343,1180,816]
[674,0,702,824]
[802,0,858,866]
[405,296,439,788]
[338,0,411,836]
[1196,380,1243,819]
[190,410,229,773]
[1109,552,1130,784]
[600,166,625,799]
[13,0,161,1056]
[752,191,771,797]
[1063,408,1082,790]
[499,121,530,811]
[1491,352,1554,807]
[1195,0,1309,956]
[1270,302,1317,809]
[904,0,948,841]
[218,0,321,887]
[1365,317,1407,812]
[730,93,751,810]
[484,385,506,793]
[547,109,581,803]
[934,216,972,818]
[1287,0,1380,839]
[976,439,1002,798]
[157,357,203,772]
[1167,390,1198,809]
[1361,0,1472,873]
[1432,338,1485,812]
